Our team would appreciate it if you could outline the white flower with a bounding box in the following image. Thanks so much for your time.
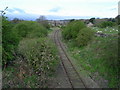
[104,29,107,31]
[97,31,102,33]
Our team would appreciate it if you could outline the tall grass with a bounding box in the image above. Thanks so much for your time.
[66,35,119,88]
[62,20,119,87]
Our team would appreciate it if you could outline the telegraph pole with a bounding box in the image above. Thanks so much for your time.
[0,7,8,31]
[0,7,8,17]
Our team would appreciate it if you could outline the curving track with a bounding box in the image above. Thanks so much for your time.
[53,29,87,88]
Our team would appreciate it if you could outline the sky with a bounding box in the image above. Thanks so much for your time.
[0,0,119,20]
[118,1,120,15]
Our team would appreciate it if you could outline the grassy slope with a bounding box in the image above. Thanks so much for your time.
[63,27,119,88]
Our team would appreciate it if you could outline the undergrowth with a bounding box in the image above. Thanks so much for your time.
[18,38,59,78]
[65,35,119,88]
[2,19,59,88]
[62,20,119,87]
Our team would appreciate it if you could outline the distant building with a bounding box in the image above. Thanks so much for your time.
[87,22,93,27]
[48,20,70,27]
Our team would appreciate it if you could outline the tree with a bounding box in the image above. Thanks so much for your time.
[115,15,120,25]
[89,18,95,24]
[70,19,75,22]
[108,18,116,22]
[12,18,21,24]
[36,15,50,29]
[36,16,46,22]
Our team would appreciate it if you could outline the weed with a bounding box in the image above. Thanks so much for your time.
[64,32,119,87]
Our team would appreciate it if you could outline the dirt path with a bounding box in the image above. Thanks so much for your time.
[48,27,100,88]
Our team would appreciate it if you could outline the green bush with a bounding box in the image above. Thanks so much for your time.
[2,19,48,68]
[18,38,59,77]
[98,21,116,28]
[62,21,86,40]
[36,16,50,29]
[76,28,94,47]
[13,21,48,39]
[2,17,20,67]
[39,21,50,29]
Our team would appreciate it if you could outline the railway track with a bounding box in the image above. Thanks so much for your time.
[54,29,87,89]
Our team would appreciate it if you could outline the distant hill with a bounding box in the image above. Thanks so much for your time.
[5,13,94,21]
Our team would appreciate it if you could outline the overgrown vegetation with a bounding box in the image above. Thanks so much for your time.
[18,38,59,80]
[0,16,2,67]
[36,16,50,29]
[2,17,20,67]
[62,20,94,47]
[2,16,59,88]
[13,21,48,38]
[2,18,48,68]
[62,21,119,88]
[92,26,118,34]
[62,21,86,40]
[96,21,116,28]
[76,28,94,47]
[66,36,119,87]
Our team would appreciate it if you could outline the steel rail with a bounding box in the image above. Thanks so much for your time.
[54,29,87,88]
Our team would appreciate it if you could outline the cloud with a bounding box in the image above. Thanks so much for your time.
[110,8,117,11]
[49,7,61,12]
[13,8,26,13]
[7,8,26,14]
[5,12,39,20]
[1,0,118,19]
[77,0,117,2]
